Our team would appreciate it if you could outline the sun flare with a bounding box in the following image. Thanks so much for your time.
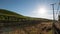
[37,7,47,14]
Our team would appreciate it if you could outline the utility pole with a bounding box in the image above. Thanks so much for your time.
[51,3,56,34]
[51,0,60,34]
[51,4,55,22]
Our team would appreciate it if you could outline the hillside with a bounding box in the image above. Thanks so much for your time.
[0,9,22,16]
[0,9,52,22]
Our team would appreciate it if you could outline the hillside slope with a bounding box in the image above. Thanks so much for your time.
[0,9,52,22]
[0,9,22,16]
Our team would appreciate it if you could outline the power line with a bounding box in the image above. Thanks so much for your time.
[56,0,60,16]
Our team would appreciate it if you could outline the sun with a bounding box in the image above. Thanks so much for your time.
[37,7,47,14]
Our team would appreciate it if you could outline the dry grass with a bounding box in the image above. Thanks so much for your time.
[1,21,52,34]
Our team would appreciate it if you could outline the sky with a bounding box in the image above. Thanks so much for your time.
[0,0,60,20]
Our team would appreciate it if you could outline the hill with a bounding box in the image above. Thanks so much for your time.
[0,9,21,16]
[0,9,52,22]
